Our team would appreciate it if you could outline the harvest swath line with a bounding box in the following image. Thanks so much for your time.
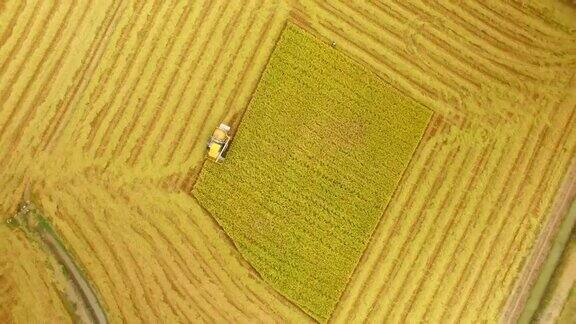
[112,2,197,162]
[165,2,248,166]
[477,109,576,318]
[150,0,231,163]
[466,2,560,55]
[95,1,181,159]
[141,216,246,320]
[438,1,543,62]
[365,146,462,321]
[0,0,26,55]
[0,1,62,137]
[66,193,155,321]
[489,104,576,318]
[103,188,223,321]
[165,192,312,322]
[384,0,534,86]
[167,201,285,322]
[81,0,154,153]
[129,0,215,165]
[507,1,570,34]
[216,5,278,128]
[451,128,547,323]
[339,121,448,322]
[393,147,479,322]
[51,191,139,321]
[314,2,456,103]
[90,0,169,159]
[0,0,88,173]
[499,159,576,322]
[0,0,44,79]
[208,2,278,127]
[366,0,509,90]
[326,0,473,94]
[39,0,124,154]
[420,139,498,320]
[6,1,93,165]
[125,222,216,319]
[427,0,541,71]
[176,1,260,166]
[439,133,532,321]
[317,20,443,107]
[117,192,242,320]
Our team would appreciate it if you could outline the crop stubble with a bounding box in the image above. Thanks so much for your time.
[1,0,575,322]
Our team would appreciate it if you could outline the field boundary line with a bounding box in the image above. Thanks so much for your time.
[502,154,576,323]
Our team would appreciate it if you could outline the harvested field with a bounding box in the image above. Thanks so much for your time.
[1,0,576,323]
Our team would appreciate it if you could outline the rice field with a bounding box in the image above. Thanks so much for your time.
[1,0,576,322]
[193,24,431,321]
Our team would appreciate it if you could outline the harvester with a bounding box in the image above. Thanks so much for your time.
[206,123,231,162]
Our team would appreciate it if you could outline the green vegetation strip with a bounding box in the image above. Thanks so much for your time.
[193,23,432,321]
[520,199,576,323]
[8,202,108,324]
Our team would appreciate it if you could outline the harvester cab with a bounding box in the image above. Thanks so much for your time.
[206,123,231,163]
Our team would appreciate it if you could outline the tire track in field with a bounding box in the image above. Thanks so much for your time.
[318,1,466,97]
[425,0,560,69]
[310,1,454,106]
[369,0,528,91]
[469,1,572,56]
[507,0,575,36]
[344,0,485,92]
[385,0,538,84]
[438,0,566,62]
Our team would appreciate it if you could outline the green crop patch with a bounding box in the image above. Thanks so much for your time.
[193,23,432,321]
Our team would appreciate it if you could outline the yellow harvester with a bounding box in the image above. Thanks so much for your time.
[206,123,231,162]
